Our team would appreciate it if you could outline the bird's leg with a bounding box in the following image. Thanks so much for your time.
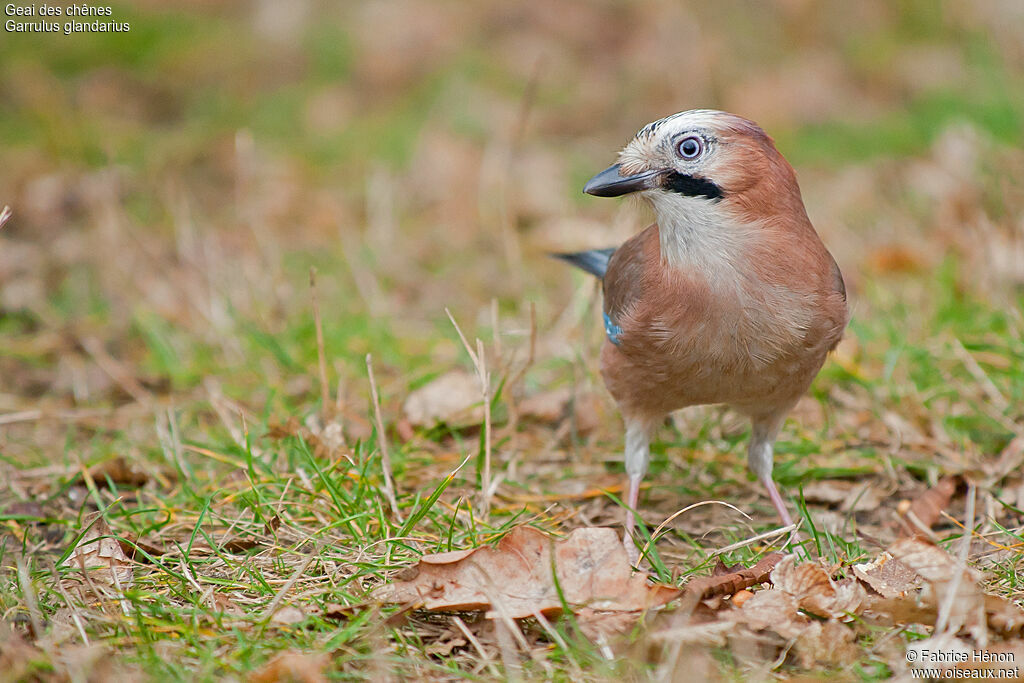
[747,414,794,528]
[622,419,652,565]
[760,471,794,528]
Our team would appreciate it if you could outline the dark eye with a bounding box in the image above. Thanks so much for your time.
[676,136,703,159]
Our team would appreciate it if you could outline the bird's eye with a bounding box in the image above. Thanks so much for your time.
[676,136,703,160]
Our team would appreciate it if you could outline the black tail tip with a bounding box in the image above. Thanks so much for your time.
[550,248,615,279]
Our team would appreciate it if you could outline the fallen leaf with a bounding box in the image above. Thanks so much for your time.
[320,603,354,620]
[852,552,920,598]
[303,414,349,457]
[889,537,980,584]
[60,514,133,588]
[0,622,43,681]
[86,457,151,488]
[647,619,736,647]
[210,592,245,616]
[681,553,784,604]
[793,618,859,668]
[222,536,263,553]
[117,534,167,562]
[800,479,886,512]
[897,476,957,537]
[985,594,1024,637]
[270,606,307,626]
[402,370,483,428]
[889,537,987,644]
[250,650,329,683]
[983,434,1024,487]
[425,635,467,657]
[517,387,571,423]
[515,388,603,434]
[375,526,678,621]
[864,596,938,627]
[2,501,46,522]
[769,556,868,619]
[724,562,864,669]
[866,577,1024,639]
[731,589,804,639]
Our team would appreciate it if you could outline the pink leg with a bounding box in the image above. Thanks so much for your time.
[748,413,796,533]
[621,419,651,566]
[761,474,794,527]
[623,474,642,565]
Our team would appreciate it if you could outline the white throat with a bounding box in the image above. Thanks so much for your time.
[647,192,754,274]
[646,191,815,365]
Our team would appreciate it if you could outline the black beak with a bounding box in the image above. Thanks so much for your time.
[583,164,661,197]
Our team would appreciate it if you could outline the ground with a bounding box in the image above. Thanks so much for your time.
[1,1,1023,680]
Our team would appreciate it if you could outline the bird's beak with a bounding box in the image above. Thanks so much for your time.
[583,164,661,197]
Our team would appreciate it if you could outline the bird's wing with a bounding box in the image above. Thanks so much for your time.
[828,251,846,301]
[602,225,658,346]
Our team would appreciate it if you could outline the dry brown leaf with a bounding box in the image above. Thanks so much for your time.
[681,553,784,604]
[425,636,467,657]
[270,606,307,626]
[375,526,678,621]
[577,607,664,641]
[864,565,1024,638]
[517,388,603,434]
[3,500,45,520]
[902,633,1024,679]
[0,622,43,681]
[897,476,957,537]
[985,594,1024,637]
[852,551,920,598]
[770,556,869,619]
[983,434,1024,486]
[794,619,859,669]
[210,592,245,616]
[222,536,263,553]
[889,537,980,584]
[800,479,886,512]
[864,596,938,627]
[250,650,329,683]
[86,457,151,488]
[725,562,863,669]
[60,515,133,588]
[731,589,805,639]
[517,387,571,423]
[402,370,483,428]
[647,619,736,647]
[889,537,987,644]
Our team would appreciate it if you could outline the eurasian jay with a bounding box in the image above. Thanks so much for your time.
[558,110,848,557]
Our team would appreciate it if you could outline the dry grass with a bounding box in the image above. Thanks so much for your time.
[1,1,1023,680]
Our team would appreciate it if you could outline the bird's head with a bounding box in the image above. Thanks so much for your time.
[584,110,805,225]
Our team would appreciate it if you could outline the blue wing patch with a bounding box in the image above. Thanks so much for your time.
[603,311,623,346]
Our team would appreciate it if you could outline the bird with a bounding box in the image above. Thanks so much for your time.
[557,109,848,559]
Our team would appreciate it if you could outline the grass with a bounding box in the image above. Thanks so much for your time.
[2,1,1024,680]
[8,255,1018,679]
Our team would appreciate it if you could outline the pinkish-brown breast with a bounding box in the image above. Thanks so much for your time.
[600,223,847,422]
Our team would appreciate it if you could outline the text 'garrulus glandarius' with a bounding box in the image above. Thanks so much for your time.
[558,110,848,558]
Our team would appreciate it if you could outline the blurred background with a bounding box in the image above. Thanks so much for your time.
[1,0,1022,483]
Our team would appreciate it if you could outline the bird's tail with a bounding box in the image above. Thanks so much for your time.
[551,247,616,279]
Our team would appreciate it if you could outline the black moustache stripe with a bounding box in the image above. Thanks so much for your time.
[664,172,724,201]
